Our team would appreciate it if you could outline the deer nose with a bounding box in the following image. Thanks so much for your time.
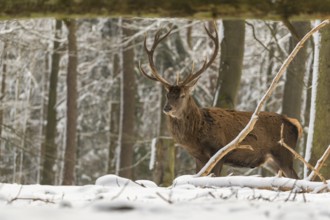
[163,104,172,113]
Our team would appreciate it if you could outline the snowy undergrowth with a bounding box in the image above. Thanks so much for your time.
[1,174,330,220]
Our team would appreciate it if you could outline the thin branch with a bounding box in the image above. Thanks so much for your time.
[278,124,327,184]
[111,180,130,200]
[195,19,330,177]
[8,197,55,204]
[308,145,330,181]
[155,192,173,204]
[245,21,283,63]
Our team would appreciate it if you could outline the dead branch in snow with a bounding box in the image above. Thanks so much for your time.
[173,175,330,193]
[278,124,327,184]
[195,19,330,177]
[8,197,55,204]
[308,145,330,181]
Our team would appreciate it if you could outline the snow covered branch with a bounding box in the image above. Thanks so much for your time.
[174,175,330,193]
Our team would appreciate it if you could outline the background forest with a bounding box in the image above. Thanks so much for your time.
[0,18,329,186]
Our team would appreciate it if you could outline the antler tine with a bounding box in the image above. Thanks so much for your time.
[139,26,174,88]
[180,23,219,86]
[138,61,158,82]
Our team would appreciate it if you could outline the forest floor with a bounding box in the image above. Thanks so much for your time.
[1,174,330,220]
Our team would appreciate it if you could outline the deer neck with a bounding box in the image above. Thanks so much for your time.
[167,96,202,143]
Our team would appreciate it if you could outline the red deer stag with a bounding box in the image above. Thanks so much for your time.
[139,25,302,179]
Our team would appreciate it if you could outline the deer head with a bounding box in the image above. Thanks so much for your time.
[139,24,219,119]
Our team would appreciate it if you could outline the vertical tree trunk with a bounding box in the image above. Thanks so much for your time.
[41,20,62,185]
[108,53,120,174]
[62,19,78,185]
[282,22,310,176]
[0,42,7,163]
[310,25,330,179]
[216,20,245,109]
[282,22,310,121]
[118,19,136,179]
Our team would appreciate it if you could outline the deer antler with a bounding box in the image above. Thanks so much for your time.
[139,27,174,88]
[180,23,219,87]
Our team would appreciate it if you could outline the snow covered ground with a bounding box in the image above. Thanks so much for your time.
[1,174,330,220]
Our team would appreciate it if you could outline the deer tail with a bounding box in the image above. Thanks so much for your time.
[285,116,303,138]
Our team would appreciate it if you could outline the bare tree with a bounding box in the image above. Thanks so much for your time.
[117,19,136,179]
[215,20,245,109]
[41,20,62,185]
[282,22,311,121]
[62,19,78,185]
[309,23,330,179]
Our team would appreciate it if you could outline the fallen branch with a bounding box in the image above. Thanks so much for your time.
[8,197,55,204]
[278,124,327,184]
[195,19,330,177]
[308,145,330,181]
[174,175,330,193]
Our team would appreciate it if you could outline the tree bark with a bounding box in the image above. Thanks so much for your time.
[41,20,62,185]
[216,20,245,109]
[118,19,136,179]
[310,24,330,179]
[282,22,311,121]
[1,0,330,20]
[0,42,7,162]
[62,19,78,185]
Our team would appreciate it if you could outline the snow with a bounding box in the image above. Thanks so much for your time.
[1,174,330,220]
[149,137,157,170]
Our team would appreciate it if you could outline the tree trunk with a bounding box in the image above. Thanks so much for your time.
[216,20,245,109]
[0,42,7,163]
[41,20,62,185]
[118,19,136,179]
[282,22,311,176]
[108,53,120,175]
[282,22,311,121]
[310,24,330,179]
[62,19,78,185]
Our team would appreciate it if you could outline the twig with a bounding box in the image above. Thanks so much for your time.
[155,192,173,204]
[111,180,130,201]
[195,19,330,177]
[278,124,327,184]
[308,145,330,181]
[8,197,55,204]
[245,21,283,63]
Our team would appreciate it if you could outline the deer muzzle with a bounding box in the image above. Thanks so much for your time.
[163,104,173,114]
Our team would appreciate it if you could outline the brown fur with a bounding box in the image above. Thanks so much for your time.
[165,87,300,179]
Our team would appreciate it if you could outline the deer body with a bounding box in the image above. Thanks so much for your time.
[140,25,301,179]
[166,93,300,178]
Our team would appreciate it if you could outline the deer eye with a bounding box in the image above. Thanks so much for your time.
[180,94,185,99]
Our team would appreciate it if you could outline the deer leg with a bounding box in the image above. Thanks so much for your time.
[212,160,224,176]
[195,159,224,176]
[195,159,205,174]
[269,153,299,179]
[281,166,299,179]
